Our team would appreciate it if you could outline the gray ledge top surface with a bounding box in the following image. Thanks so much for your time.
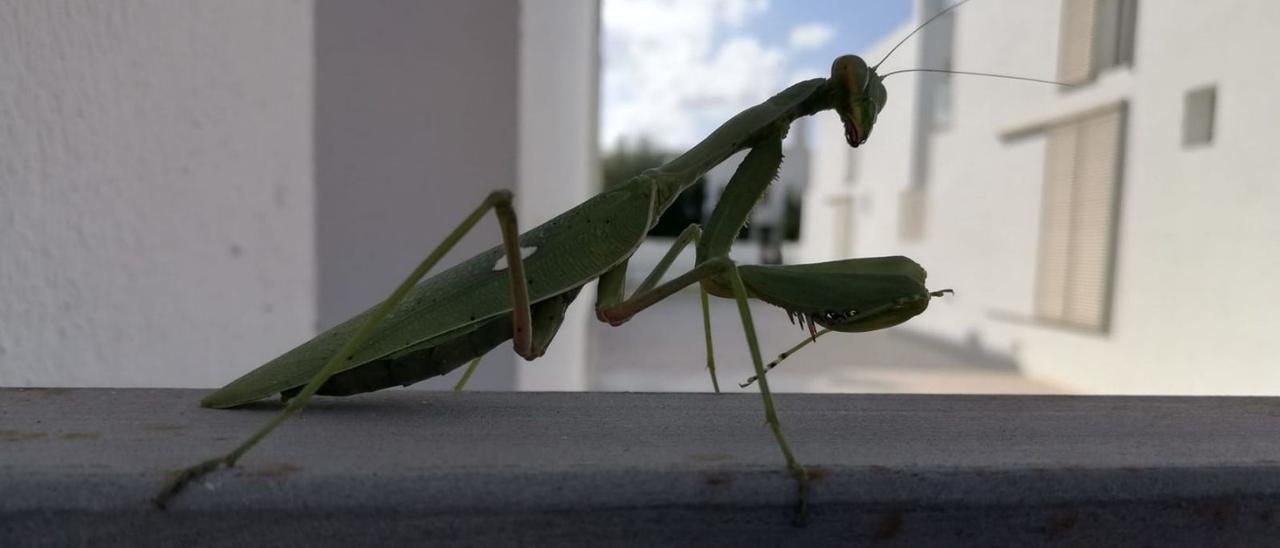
[5,388,1280,546]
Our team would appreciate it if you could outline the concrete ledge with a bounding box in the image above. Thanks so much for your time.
[4,388,1280,545]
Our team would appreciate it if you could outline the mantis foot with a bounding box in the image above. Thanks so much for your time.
[790,464,813,528]
[152,456,229,509]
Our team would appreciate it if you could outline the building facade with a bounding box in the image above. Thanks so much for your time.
[800,0,1280,394]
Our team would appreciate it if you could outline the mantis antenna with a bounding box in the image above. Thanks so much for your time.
[880,68,1073,87]
[873,0,975,70]
[873,0,1073,88]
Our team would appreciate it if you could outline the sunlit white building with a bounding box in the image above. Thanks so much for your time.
[799,0,1280,394]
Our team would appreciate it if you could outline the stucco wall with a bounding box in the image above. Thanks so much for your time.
[314,0,596,391]
[0,1,315,387]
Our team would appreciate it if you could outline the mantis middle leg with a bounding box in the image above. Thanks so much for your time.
[596,257,810,519]
[596,223,720,392]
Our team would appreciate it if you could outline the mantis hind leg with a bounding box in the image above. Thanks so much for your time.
[155,190,536,508]
[453,285,583,391]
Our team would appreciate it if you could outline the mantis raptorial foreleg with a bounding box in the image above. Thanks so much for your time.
[155,190,536,507]
[737,287,954,388]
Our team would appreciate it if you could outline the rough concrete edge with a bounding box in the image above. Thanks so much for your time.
[7,464,1280,515]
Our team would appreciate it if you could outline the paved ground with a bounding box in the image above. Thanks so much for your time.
[590,289,1063,394]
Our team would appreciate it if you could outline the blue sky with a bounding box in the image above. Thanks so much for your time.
[747,0,912,76]
[601,0,912,150]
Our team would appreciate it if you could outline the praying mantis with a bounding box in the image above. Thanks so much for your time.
[155,0,1065,522]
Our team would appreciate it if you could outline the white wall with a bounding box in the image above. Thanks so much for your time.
[804,0,1280,395]
[516,0,600,390]
[315,0,597,391]
[0,0,598,392]
[0,1,315,387]
[1013,1,1280,394]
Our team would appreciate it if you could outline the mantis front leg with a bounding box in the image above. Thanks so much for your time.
[724,261,810,524]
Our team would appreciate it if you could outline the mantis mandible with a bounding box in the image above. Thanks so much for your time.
[156,0,1065,521]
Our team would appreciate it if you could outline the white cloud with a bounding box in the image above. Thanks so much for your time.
[601,0,785,150]
[787,23,835,51]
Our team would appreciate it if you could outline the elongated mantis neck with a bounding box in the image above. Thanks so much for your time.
[654,78,833,199]
[644,78,834,262]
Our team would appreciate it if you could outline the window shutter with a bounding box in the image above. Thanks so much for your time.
[1064,109,1122,328]
[1058,0,1097,85]
[1035,124,1078,321]
[1034,106,1124,331]
[1059,0,1138,84]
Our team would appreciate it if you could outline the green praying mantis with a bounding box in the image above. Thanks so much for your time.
[155,0,1067,521]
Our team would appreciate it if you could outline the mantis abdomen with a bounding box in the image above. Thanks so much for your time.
[285,317,511,398]
[282,287,584,399]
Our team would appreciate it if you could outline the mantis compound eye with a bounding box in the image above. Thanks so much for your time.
[868,79,887,112]
[831,55,870,93]
[830,55,882,148]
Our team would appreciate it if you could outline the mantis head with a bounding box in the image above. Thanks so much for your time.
[830,55,886,148]
[827,0,1065,149]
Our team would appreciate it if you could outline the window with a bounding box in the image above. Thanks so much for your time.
[1058,0,1138,85]
[1182,85,1216,147]
[1034,104,1126,331]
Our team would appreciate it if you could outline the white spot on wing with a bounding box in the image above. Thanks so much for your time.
[493,246,539,271]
